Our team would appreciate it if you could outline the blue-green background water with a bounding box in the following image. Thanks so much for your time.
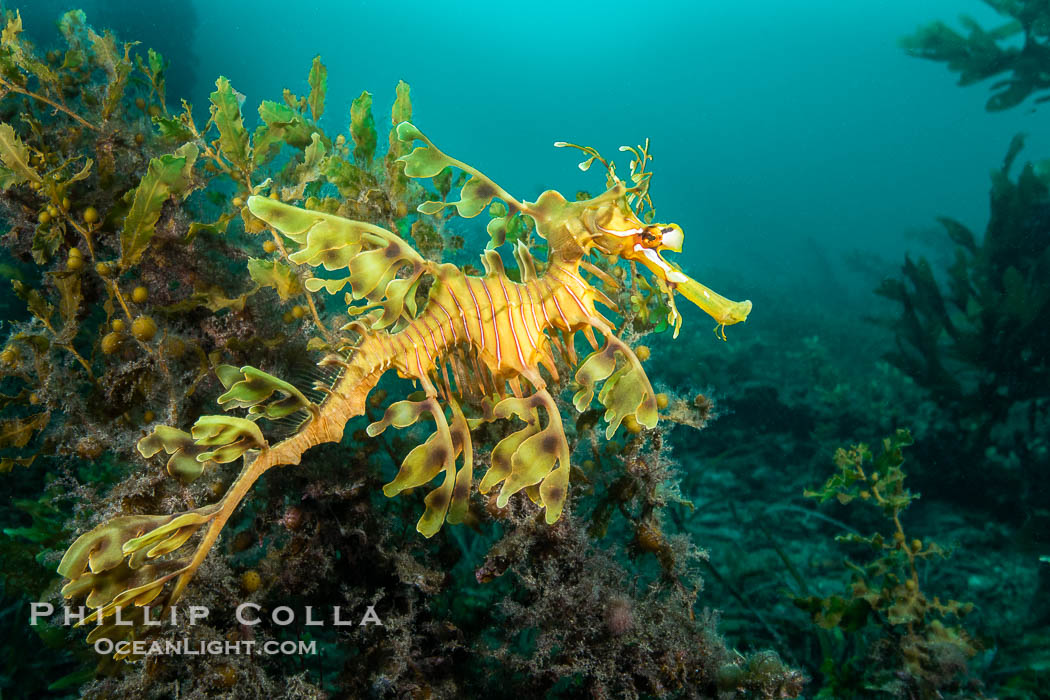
[19,0,1050,304]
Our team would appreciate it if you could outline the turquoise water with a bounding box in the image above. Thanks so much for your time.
[20,0,1050,276]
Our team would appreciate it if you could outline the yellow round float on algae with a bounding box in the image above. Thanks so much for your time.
[131,316,157,341]
[240,570,262,593]
[100,332,122,355]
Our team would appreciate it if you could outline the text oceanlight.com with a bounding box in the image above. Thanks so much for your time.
[95,638,319,656]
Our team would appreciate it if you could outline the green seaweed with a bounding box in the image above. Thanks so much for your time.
[901,1,1050,111]
[796,430,977,697]
[119,143,198,269]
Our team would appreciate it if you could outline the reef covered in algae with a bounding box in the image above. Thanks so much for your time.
[0,4,1047,699]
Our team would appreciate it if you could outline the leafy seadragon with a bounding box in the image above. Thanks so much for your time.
[56,122,751,654]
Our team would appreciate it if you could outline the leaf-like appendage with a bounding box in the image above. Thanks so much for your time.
[248,197,426,329]
[368,396,463,537]
[366,398,431,436]
[347,244,408,298]
[289,223,363,267]
[216,365,312,420]
[479,423,536,495]
[390,120,447,178]
[374,274,423,327]
[454,174,498,218]
[71,562,183,629]
[122,510,215,557]
[597,362,657,439]
[486,391,572,522]
[190,415,266,463]
[495,425,559,508]
[58,502,225,653]
[445,405,474,525]
[62,559,181,614]
[383,431,450,497]
[419,470,455,538]
[398,143,451,179]
[539,461,571,524]
[304,276,351,295]
[137,425,211,483]
[82,600,159,661]
[572,344,617,411]
[486,210,530,249]
[574,337,658,438]
[58,514,176,579]
[395,123,505,222]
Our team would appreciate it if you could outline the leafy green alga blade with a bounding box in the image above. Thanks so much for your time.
[153,116,194,142]
[54,272,82,343]
[247,258,302,300]
[388,80,412,159]
[209,76,250,171]
[120,143,199,269]
[31,221,61,264]
[87,27,119,77]
[0,413,49,449]
[350,90,377,166]
[146,47,166,101]
[3,11,59,88]
[253,101,312,165]
[281,132,325,200]
[307,55,327,122]
[88,28,132,121]
[0,122,41,186]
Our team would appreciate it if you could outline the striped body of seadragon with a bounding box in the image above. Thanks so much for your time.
[56,122,751,651]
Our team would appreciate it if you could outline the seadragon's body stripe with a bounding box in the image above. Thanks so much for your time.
[337,265,608,396]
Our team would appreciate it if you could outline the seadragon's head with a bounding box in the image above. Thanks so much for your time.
[553,139,752,339]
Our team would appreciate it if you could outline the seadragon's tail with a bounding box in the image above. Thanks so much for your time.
[55,355,380,658]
